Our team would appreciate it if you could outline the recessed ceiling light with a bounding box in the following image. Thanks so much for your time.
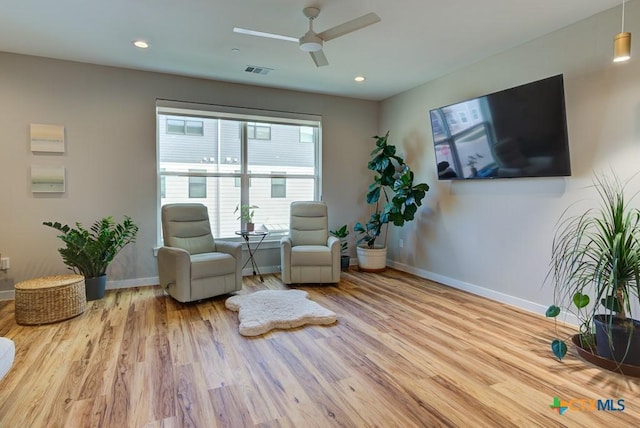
[133,40,149,49]
[354,76,366,82]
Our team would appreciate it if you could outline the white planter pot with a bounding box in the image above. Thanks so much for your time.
[356,245,387,272]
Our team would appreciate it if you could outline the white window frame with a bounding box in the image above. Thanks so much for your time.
[156,100,322,244]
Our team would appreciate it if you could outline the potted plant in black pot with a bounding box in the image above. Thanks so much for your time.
[330,224,350,270]
[43,216,139,300]
[546,174,640,369]
[354,132,429,271]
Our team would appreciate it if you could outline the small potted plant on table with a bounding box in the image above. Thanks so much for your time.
[235,204,259,232]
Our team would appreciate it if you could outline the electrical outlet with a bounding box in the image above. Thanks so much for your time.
[399,239,404,248]
[1,257,9,270]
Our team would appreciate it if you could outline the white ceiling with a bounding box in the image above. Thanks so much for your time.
[0,0,622,101]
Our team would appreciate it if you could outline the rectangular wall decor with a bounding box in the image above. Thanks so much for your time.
[31,166,65,193]
[30,123,65,153]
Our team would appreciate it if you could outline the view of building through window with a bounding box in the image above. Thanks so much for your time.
[157,107,320,239]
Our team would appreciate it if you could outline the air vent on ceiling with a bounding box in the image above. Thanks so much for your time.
[244,65,273,75]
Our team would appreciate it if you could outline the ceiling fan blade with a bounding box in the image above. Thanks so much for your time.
[310,50,329,67]
[317,12,381,42]
[233,27,298,43]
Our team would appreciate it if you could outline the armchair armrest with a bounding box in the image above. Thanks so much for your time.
[327,235,340,252]
[280,236,292,284]
[280,236,292,247]
[216,240,242,261]
[215,240,243,288]
[327,235,341,281]
[157,246,191,290]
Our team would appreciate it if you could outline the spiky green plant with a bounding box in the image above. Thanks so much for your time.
[43,216,139,278]
[546,174,640,360]
[330,224,350,255]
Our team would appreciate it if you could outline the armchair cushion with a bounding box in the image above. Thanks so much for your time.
[291,246,333,266]
[290,201,329,246]
[191,252,237,279]
[161,203,216,254]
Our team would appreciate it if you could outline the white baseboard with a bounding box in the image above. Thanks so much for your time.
[106,277,159,290]
[0,277,159,301]
[242,265,280,277]
[0,290,14,301]
[1,261,578,327]
[386,260,579,326]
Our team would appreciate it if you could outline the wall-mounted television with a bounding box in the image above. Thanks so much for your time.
[429,74,571,180]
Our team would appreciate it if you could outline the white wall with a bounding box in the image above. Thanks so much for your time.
[0,53,378,294]
[380,2,640,314]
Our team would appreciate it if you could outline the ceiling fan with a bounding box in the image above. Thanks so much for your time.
[233,7,381,67]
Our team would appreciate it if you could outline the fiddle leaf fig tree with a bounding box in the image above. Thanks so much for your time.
[355,132,429,248]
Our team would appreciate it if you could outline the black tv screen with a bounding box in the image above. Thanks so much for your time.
[429,74,571,180]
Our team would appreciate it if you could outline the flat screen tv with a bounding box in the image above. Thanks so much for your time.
[429,74,571,180]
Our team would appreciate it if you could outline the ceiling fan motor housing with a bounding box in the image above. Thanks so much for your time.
[299,31,323,52]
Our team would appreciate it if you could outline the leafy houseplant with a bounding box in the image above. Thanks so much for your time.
[354,132,429,270]
[43,216,139,300]
[330,224,350,270]
[235,204,259,232]
[546,174,640,367]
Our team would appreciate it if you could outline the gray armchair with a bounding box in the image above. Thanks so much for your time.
[280,201,340,284]
[158,203,242,302]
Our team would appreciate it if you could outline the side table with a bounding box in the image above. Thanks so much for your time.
[14,274,86,325]
[235,230,268,281]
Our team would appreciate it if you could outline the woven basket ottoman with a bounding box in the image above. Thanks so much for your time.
[15,274,86,325]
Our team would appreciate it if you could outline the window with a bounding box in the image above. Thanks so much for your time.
[158,101,320,239]
[188,170,207,198]
[186,121,204,136]
[300,126,314,143]
[247,122,271,140]
[160,168,166,198]
[234,170,252,187]
[167,119,185,134]
[166,119,204,136]
[271,173,286,198]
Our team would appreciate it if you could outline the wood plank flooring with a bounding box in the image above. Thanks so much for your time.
[0,269,639,427]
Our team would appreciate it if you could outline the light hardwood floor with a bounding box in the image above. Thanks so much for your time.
[0,269,639,427]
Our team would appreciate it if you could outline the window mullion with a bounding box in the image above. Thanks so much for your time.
[240,121,249,207]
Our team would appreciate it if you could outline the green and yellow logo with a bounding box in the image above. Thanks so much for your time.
[550,396,625,415]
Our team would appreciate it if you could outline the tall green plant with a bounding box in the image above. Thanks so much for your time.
[546,174,640,360]
[43,216,139,278]
[354,132,429,248]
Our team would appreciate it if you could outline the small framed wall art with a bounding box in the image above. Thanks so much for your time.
[31,166,66,193]
[30,123,65,153]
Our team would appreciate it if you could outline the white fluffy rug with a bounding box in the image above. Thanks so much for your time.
[225,289,337,337]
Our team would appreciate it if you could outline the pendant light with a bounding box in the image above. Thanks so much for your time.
[613,0,631,62]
